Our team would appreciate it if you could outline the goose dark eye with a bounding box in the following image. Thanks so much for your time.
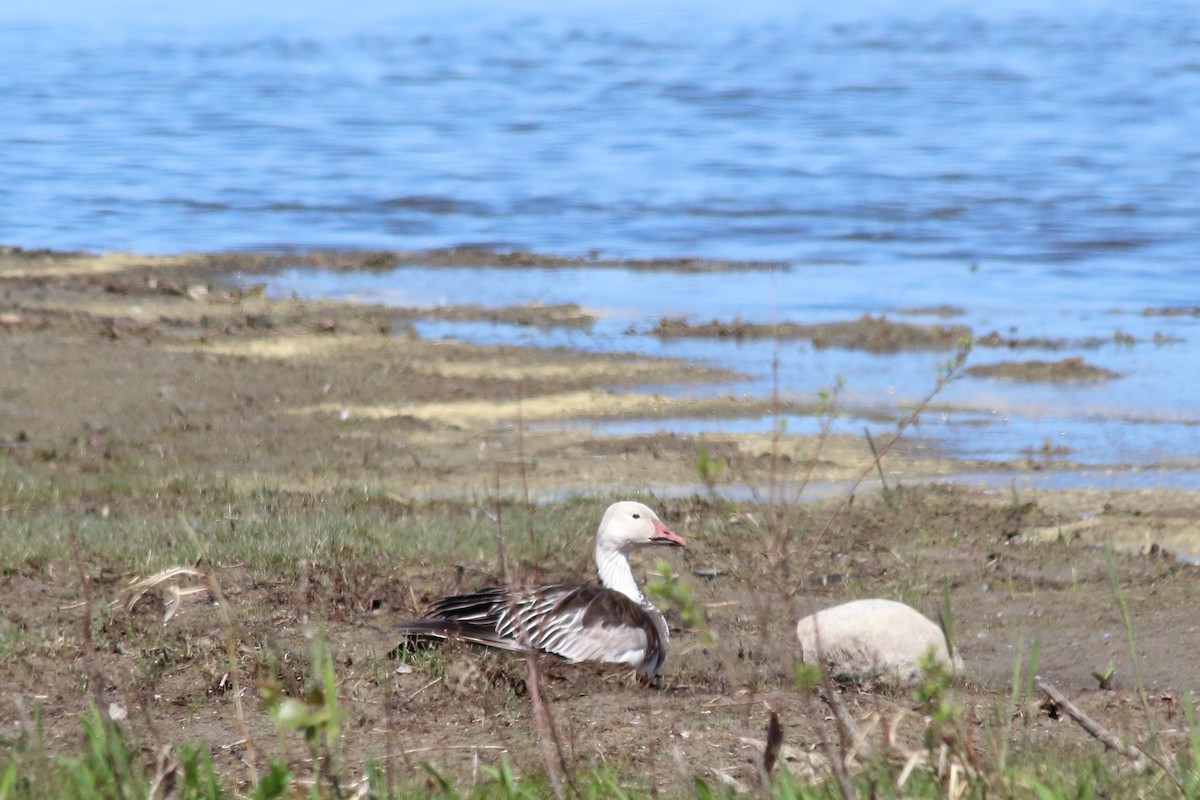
[632,513,641,519]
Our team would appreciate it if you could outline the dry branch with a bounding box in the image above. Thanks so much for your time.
[1037,680,1146,769]
[490,474,571,800]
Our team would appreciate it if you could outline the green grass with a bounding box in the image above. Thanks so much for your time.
[0,465,652,576]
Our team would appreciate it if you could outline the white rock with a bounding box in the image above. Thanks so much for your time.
[795,598,963,686]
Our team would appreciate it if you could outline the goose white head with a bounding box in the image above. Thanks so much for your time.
[593,501,684,602]
[595,501,686,553]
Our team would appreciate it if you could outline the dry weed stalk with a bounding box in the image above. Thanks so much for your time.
[815,341,971,539]
[808,619,863,800]
[726,329,846,563]
[516,379,538,557]
[121,566,207,622]
[181,518,262,785]
[813,677,985,800]
[69,524,116,724]
[817,725,858,800]
[720,339,846,687]
[490,467,573,800]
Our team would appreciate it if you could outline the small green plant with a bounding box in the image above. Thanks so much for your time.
[0,763,16,799]
[1180,688,1200,798]
[259,632,346,796]
[250,762,292,800]
[992,637,1042,776]
[792,661,823,692]
[1106,543,1152,722]
[913,650,962,752]
[393,639,449,680]
[61,703,148,799]
[644,559,708,639]
[694,441,726,499]
[1091,661,1116,691]
[480,756,537,800]
[0,703,300,800]
[174,742,225,800]
[421,763,461,799]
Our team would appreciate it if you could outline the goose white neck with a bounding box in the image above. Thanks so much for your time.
[595,542,643,603]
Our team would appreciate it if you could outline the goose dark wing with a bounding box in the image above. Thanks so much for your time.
[397,582,669,675]
[506,583,668,675]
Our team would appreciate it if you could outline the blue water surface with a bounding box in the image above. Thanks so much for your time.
[3,0,1199,264]
[262,263,1200,469]
[4,0,1200,477]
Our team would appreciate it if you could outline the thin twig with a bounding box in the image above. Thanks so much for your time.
[387,745,509,758]
[722,355,843,681]
[516,380,537,558]
[818,725,858,800]
[782,382,842,512]
[1134,745,1187,794]
[805,612,860,800]
[408,677,442,700]
[513,386,570,790]
[792,347,970,602]
[863,427,888,493]
[382,688,398,798]
[493,468,511,586]
[818,687,866,761]
[491,478,571,799]
[70,524,112,721]
[182,518,261,785]
[768,317,782,510]
[523,647,568,799]
[810,607,869,761]
[846,345,969,497]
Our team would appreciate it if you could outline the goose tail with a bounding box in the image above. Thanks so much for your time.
[395,619,523,652]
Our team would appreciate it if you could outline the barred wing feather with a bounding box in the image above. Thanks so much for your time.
[399,581,668,675]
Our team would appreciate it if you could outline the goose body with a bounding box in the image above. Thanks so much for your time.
[396,501,685,675]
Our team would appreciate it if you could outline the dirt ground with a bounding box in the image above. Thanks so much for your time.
[2,247,1199,794]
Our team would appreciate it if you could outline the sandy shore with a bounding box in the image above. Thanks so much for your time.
[2,246,1199,791]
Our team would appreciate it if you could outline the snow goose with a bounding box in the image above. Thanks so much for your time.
[396,500,685,676]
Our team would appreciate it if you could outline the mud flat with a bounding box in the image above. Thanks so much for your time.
[966,356,1121,382]
[2,247,1199,793]
[649,313,971,352]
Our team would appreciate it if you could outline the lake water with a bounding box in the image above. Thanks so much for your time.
[4,0,1199,479]
[264,263,1200,473]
